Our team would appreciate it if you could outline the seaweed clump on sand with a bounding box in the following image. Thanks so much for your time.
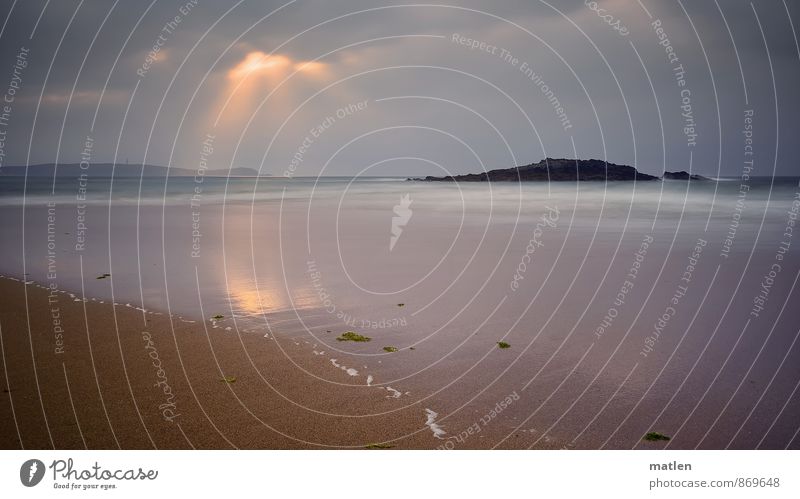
[383,346,398,353]
[497,341,511,349]
[336,331,371,342]
[643,431,671,442]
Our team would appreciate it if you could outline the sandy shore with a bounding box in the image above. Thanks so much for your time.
[0,276,454,449]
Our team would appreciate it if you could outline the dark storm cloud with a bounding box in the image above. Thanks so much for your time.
[0,0,797,175]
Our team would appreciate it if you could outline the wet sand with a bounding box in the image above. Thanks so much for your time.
[0,277,446,449]
[3,254,798,450]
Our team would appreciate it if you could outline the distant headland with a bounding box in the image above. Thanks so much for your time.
[0,163,270,178]
[416,158,707,182]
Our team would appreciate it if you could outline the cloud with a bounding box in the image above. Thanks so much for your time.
[226,51,329,81]
[227,52,292,80]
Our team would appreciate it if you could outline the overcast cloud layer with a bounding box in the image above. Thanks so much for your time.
[0,0,797,176]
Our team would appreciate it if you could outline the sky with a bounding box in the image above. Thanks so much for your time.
[0,0,797,177]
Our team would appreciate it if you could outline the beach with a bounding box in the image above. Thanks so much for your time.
[0,276,444,449]
[1,176,799,449]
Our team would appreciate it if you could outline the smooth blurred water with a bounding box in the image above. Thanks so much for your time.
[1,174,798,317]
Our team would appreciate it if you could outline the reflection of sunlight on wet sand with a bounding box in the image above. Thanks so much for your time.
[220,206,318,317]
[223,249,288,315]
[227,280,288,316]
[227,276,324,320]
[227,280,329,326]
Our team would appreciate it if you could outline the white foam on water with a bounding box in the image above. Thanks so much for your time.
[424,408,446,439]
[384,386,402,399]
[330,358,358,376]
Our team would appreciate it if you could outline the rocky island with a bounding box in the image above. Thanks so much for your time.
[421,158,659,182]
[662,171,709,180]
